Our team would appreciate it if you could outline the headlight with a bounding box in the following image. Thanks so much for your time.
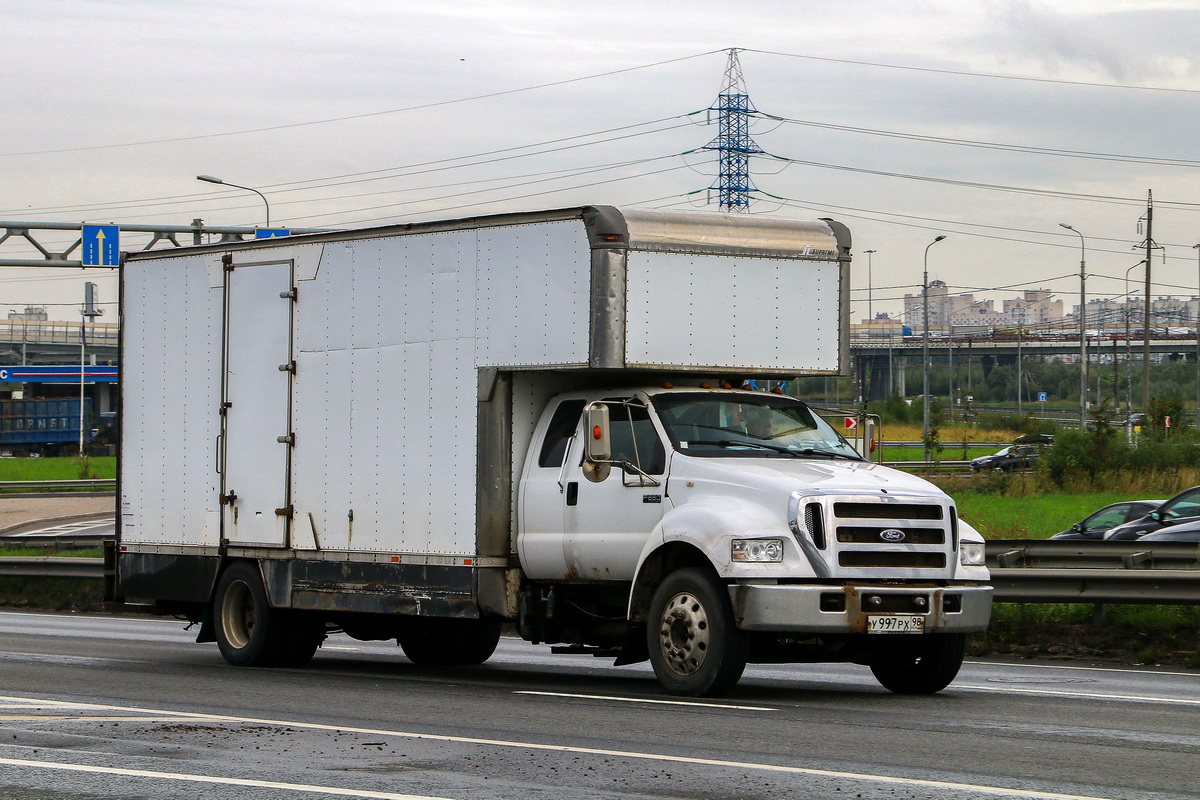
[959,541,985,566]
[732,538,784,563]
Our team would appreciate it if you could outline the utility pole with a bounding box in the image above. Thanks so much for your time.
[1135,191,1162,409]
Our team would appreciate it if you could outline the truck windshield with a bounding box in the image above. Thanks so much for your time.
[652,392,863,460]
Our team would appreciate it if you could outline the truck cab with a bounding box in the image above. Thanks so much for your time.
[517,385,991,696]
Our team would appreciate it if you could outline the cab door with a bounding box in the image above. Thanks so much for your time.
[560,398,668,581]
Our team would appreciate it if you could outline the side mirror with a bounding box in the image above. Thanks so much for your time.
[1071,523,1083,532]
[582,402,611,483]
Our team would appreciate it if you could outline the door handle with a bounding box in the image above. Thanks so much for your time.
[565,482,579,506]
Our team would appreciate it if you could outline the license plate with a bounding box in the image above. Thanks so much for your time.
[867,615,925,634]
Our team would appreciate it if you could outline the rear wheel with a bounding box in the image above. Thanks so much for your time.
[647,567,746,697]
[397,618,501,666]
[869,633,966,694]
[214,562,323,667]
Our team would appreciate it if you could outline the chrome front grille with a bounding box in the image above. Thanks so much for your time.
[790,492,956,578]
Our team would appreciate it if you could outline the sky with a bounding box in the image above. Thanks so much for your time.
[2,0,1199,329]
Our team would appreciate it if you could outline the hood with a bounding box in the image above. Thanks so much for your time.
[668,452,950,502]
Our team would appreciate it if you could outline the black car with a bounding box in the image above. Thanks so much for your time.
[1137,521,1200,542]
[1048,500,1165,541]
[1104,485,1200,540]
[970,444,1040,472]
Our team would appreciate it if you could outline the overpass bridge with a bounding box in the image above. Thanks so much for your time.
[849,332,1198,402]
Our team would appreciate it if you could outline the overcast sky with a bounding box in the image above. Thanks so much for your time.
[3,0,1199,327]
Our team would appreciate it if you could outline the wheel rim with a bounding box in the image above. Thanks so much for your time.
[656,591,710,676]
[220,580,255,650]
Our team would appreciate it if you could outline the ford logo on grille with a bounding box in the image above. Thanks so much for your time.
[880,529,907,542]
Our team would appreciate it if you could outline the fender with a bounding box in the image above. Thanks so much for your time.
[625,494,815,620]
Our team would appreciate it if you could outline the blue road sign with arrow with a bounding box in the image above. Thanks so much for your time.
[81,224,120,267]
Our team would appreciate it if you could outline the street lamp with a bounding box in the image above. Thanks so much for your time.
[1060,223,1088,428]
[196,174,271,227]
[922,235,947,460]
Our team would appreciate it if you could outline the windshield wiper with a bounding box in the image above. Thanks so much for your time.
[794,447,864,461]
[686,439,862,460]
[684,439,801,457]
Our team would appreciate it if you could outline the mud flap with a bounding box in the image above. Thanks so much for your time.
[613,621,649,666]
[194,605,216,643]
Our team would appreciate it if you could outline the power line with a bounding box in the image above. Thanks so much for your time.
[757,153,1200,208]
[756,113,1200,168]
[286,156,688,224]
[0,52,723,158]
[745,48,1200,94]
[322,163,696,228]
[3,117,697,218]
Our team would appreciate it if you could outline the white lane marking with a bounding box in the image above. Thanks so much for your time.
[10,521,112,537]
[968,660,1200,679]
[515,690,775,711]
[0,758,456,800]
[0,694,1122,800]
[960,684,1200,706]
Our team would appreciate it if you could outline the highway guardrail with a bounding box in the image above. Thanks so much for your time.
[0,556,104,579]
[0,479,115,492]
[5,540,1198,604]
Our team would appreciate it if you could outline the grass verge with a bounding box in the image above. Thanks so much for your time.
[970,603,1200,668]
[0,456,115,481]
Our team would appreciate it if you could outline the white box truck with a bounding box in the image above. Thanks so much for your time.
[114,206,991,697]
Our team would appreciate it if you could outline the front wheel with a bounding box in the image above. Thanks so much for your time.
[869,633,966,694]
[647,567,747,697]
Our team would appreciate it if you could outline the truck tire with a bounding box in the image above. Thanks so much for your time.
[869,633,966,694]
[647,567,747,697]
[214,562,313,668]
[398,618,502,666]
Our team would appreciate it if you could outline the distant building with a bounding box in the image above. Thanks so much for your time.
[902,284,1063,333]
[7,306,48,322]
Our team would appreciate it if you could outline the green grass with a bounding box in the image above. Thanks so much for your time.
[952,490,1151,539]
[0,456,115,481]
[882,445,999,462]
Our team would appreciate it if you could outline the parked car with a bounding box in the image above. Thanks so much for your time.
[1136,521,1200,543]
[1048,500,1166,541]
[1103,485,1200,540]
[970,444,1041,472]
[1013,433,1055,445]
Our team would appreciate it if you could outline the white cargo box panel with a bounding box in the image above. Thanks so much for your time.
[589,208,848,374]
[119,206,849,557]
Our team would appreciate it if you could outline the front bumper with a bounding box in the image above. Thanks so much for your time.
[729,582,993,634]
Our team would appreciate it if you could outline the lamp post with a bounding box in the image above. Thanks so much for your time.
[922,235,947,460]
[1060,223,1088,428]
[196,174,271,227]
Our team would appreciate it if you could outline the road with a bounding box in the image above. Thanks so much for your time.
[0,611,1197,800]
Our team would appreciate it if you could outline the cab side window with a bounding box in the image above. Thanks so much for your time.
[538,400,586,468]
[609,403,666,475]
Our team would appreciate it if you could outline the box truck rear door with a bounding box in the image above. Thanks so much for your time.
[221,259,294,547]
